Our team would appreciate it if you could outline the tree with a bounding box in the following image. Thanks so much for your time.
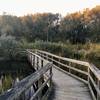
[0,34,20,60]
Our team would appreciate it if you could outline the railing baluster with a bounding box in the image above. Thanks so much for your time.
[50,67,52,87]
[51,56,53,63]
[97,79,100,100]
[88,67,90,86]
[38,78,42,100]
[36,50,100,100]
[58,58,60,68]
[3,50,99,100]
[31,55,33,66]
[69,62,71,73]
[0,50,53,100]
[46,54,48,60]
[37,57,39,70]
[31,54,32,64]
[33,55,35,67]
[41,60,43,68]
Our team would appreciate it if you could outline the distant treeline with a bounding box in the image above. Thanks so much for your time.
[0,5,100,43]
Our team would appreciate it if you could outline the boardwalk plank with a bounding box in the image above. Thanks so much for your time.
[48,67,92,100]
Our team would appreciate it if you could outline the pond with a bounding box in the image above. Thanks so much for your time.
[0,60,34,94]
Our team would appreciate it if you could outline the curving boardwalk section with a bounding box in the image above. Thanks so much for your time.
[49,67,92,100]
[0,50,100,100]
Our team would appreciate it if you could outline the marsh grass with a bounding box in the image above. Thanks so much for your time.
[0,60,34,94]
[31,41,100,69]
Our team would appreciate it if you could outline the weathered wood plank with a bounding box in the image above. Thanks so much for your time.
[36,49,100,100]
[48,67,92,100]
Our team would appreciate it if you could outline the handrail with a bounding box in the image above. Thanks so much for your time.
[0,50,53,100]
[36,49,100,100]
[36,49,89,66]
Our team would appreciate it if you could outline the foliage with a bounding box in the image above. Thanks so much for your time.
[2,75,12,91]
[0,34,20,60]
[31,41,100,68]
[0,6,99,71]
[0,6,100,93]
[0,6,99,43]
[0,61,34,94]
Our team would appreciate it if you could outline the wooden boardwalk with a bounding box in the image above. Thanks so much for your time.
[1,50,100,100]
[49,67,92,100]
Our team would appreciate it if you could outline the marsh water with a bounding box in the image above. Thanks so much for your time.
[0,60,34,94]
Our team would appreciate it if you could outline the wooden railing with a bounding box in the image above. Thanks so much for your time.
[36,50,100,100]
[0,50,53,100]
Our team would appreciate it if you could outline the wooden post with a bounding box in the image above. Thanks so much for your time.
[33,55,35,67]
[40,53,42,58]
[37,79,42,100]
[38,53,40,57]
[41,60,43,68]
[51,56,53,63]
[97,79,100,100]
[58,58,60,68]
[37,57,39,70]
[69,62,71,73]
[31,54,32,65]
[31,55,33,66]
[46,54,48,60]
[50,67,52,87]
[37,60,44,100]
[88,67,90,85]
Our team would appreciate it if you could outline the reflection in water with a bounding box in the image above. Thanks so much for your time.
[0,60,34,94]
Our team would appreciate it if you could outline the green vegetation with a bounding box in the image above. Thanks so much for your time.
[14,40,100,68]
[0,6,100,93]
[0,35,21,60]
[29,41,100,69]
[0,6,100,43]
[2,75,12,92]
[0,61,34,94]
[0,5,99,68]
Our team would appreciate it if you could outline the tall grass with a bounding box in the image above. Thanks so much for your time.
[29,41,100,69]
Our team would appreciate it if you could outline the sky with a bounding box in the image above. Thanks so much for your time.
[0,0,100,16]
